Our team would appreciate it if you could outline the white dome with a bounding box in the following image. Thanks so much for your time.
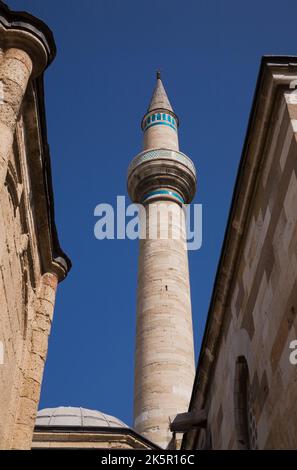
[36,407,128,428]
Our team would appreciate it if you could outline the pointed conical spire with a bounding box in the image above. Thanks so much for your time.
[147,71,173,113]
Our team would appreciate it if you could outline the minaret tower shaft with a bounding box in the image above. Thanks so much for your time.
[127,73,196,448]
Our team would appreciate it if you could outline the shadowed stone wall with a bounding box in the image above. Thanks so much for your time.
[0,99,59,450]
[185,60,297,450]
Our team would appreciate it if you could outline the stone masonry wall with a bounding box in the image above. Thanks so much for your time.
[0,116,58,449]
[200,91,297,449]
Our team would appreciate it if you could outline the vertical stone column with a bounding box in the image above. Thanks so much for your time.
[128,74,197,448]
[0,20,49,189]
[128,142,196,446]
[0,48,33,187]
[134,200,195,448]
[11,273,58,450]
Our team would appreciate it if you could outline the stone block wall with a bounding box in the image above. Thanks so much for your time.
[194,86,297,449]
[0,5,67,447]
[0,116,58,449]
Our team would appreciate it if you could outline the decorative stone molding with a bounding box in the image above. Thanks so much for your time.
[127,148,197,204]
[0,1,56,76]
[128,148,196,176]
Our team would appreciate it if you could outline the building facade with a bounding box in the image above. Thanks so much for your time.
[183,57,297,450]
[2,2,297,453]
[0,2,70,449]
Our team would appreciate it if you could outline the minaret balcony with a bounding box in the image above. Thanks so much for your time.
[127,148,197,204]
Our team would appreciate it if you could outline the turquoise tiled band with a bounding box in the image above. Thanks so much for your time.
[142,190,184,204]
[142,112,177,132]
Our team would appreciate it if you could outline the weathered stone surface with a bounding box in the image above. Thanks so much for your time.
[0,5,67,450]
[185,60,297,450]
[0,48,32,188]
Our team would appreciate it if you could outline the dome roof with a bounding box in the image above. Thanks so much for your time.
[36,407,128,428]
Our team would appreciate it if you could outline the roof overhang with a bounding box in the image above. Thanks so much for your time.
[0,0,56,67]
[33,425,160,450]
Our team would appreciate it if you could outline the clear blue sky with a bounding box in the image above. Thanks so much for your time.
[8,0,297,426]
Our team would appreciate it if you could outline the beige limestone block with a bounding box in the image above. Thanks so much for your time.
[0,48,32,187]
[134,200,195,448]
[143,125,179,151]
[11,273,58,450]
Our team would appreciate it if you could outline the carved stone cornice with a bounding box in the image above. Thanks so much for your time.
[0,1,56,76]
[127,148,197,204]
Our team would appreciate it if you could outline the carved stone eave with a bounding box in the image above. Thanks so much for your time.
[0,1,56,75]
[21,76,71,282]
[32,426,161,450]
[182,56,297,449]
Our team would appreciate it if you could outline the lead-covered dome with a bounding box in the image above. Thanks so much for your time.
[36,407,128,428]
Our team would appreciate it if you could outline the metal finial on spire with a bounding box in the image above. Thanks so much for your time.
[147,71,173,113]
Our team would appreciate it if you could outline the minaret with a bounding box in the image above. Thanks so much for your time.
[127,72,196,448]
